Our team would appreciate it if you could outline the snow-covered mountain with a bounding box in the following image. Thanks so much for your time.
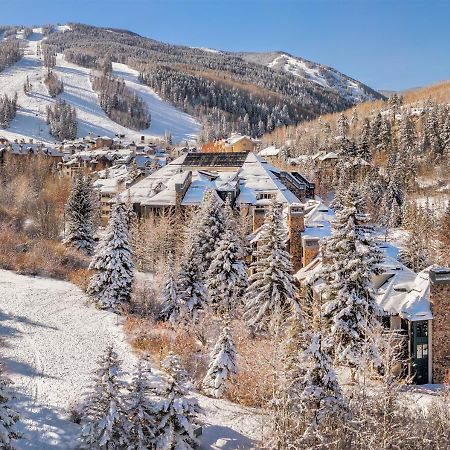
[238,51,382,103]
[0,27,200,145]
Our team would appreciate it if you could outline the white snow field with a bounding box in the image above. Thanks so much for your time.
[0,30,200,144]
[0,270,261,449]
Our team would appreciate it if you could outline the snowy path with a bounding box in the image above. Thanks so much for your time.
[0,32,200,144]
[112,62,201,143]
[0,270,261,449]
[0,270,136,449]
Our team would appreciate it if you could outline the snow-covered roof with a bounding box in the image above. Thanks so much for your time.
[236,153,301,206]
[295,253,433,322]
[258,146,280,157]
[375,259,432,321]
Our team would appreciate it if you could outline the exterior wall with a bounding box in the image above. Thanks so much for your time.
[430,269,450,383]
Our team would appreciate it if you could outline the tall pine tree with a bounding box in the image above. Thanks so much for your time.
[244,202,298,334]
[206,203,248,316]
[87,202,134,311]
[202,324,238,399]
[322,185,384,373]
[63,175,95,254]
[80,346,130,449]
[154,353,200,450]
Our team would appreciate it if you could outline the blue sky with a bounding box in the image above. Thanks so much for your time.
[2,0,449,91]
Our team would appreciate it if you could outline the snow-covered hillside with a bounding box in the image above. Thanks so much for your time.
[239,51,382,104]
[0,29,200,144]
[0,270,261,449]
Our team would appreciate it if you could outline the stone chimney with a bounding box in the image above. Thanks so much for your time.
[429,267,450,383]
[287,204,305,272]
[302,236,320,268]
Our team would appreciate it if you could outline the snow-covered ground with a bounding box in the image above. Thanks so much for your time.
[0,31,200,144]
[0,270,261,449]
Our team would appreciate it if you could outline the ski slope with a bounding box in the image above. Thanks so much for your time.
[0,270,261,449]
[0,31,200,144]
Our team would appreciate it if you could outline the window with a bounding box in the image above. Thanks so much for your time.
[257,193,274,200]
[416,344,428,359]
[416,322,428,338]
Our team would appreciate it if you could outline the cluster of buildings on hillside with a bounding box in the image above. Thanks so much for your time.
[1,132,448,385]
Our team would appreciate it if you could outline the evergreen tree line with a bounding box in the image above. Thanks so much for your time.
[138,66,300,138]
[91,71,151,130]
[0,38,23,72]
[42,44,57,70]
[45,23,370,137]
[46,99,77,141]
[0,93,18,128]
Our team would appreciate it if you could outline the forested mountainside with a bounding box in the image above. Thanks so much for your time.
[43,23,383,139]
[238,51,382,104]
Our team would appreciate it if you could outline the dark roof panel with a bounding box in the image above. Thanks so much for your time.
[182,152,248,168]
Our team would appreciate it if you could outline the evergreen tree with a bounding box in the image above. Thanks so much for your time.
[206,204,248,316]
[322,185,383,372]
[126,360,157,450]
[244,202,298,334]
[337,112,349,138]
[0,366,20,449]
[63,175,95,254]
[196,190,226,274]
[80,346,130,449]
[202,325,238,399]
[292,330,346,440]
[154,353,199,450]
[370,112,382,152]
[87,202,134,311]
[176,226,208,323]
[399,227,428,273]
[358,118,371,160]
[158,252,179,324]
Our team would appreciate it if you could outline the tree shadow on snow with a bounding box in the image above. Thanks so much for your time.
[12,390,80,449]
[200,425,256,450]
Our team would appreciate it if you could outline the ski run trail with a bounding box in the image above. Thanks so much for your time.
[0,270,262,449]
[0,28,200,144]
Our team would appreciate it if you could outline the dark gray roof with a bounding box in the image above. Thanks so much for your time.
[182,152,248,168]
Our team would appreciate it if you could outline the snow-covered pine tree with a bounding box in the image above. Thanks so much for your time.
[337,112,349,138]
[80,346,129,449]
[292,330,346,441]
[154,353,200,450]
[322,185,384,373]
[202,324,238,399]
[206,202,248,316]
[244,201,298,334]
[399,226,428,273]
[158,252,180,324]
[63,175,95,254]
[126,359,157,450]
[175,224,208,323]
[0,366,20,449]
[87,202,134,311]
[195,190,226,274]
